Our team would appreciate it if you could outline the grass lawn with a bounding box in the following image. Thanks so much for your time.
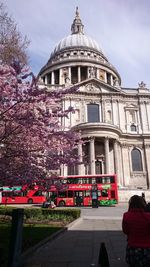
[0,222,62,267]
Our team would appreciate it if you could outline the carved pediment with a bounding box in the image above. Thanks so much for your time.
[125,104,138,110]
[79,83,101,93]
[73,78,122,94]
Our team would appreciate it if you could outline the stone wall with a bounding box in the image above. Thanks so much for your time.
[118,189,150,203]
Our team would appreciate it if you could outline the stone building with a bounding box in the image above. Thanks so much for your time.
[39,8,150,200]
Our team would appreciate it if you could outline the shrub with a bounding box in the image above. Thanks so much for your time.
[0,206,14,216]
[42,208,81,220]
[0,206,81,222]
[24,208,42,219]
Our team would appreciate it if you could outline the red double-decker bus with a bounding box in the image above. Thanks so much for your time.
[1,184,46,205]
[48,174,118,207]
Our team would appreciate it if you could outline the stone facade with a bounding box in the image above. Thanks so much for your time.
[39,8,150,200]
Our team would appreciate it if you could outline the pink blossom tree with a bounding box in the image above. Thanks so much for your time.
[0,61,81,185]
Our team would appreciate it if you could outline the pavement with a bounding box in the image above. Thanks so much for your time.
[21,204,128,267]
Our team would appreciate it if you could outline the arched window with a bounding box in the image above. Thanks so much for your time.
[87,104,100,122]
[131,148,143,171]
[129,110,136,123]
[130,124,137,132]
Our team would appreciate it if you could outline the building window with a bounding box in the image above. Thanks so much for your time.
[54,70,59,84]
[106,72,111,85]
[87,104,99,122]
[81,66,88,81]
[129,110,136,123]
[68,165,78,175]
[130,124,137,132]
[71,67,78,84]
[131,148,143,171]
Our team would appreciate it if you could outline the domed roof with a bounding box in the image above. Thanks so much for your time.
[51,7,103,58]
[53,33,102,54]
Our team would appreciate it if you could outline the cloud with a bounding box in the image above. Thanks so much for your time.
[4,0,150,88]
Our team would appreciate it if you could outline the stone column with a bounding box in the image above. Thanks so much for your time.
[45,75,48,85]
[78,143,85,175]
[78,66,81,83]
[111,74,113,86]
[61,165,68,176]
[102,160,104,174]
[87,67,90,78]
[114,140,120,185]
[90,138,95,174]
[104,71,107,83]
[51,71,54,85]
[59,68,62,85]
[60,164,64,176]
[68,67,71,83]
[96,68,99,79]
[104,137,109,173]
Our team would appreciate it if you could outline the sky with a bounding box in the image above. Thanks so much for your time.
[4,0,150,88]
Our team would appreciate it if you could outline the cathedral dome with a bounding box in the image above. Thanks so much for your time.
[52,33,103,56]
[39,7,121,87]
[50,7,103,59]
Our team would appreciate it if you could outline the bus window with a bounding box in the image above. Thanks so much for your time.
[67,178,78,184]
[33,190,42,196]
[106,177,110,183]
[2,191,12,197]
[78,191,83,197]
[62,179,67,184]
[68,191,73,197]
[102,177,105,184]
[101,190,108,197]
[82,178,88,184]
[89,178,92,184]
[13,191,23,197]
[84,190,90,197]
[97,190,101,197]
[22,190,27,197]
[96,177,102,183]
[92,178,96,184]
[110,176,115,183]
[58,191,67,198]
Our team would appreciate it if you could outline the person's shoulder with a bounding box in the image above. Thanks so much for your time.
[145,202,150,212]
[123,211,130,218]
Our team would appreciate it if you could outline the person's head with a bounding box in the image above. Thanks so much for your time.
[128,195,146,210]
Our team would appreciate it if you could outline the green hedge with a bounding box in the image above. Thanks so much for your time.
[0,206,81,221]
[42,208,80,219]
[0,206,14,216]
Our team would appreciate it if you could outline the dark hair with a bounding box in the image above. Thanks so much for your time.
[129,195,146,210]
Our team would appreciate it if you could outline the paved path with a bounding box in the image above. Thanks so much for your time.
[21,205,128,267]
